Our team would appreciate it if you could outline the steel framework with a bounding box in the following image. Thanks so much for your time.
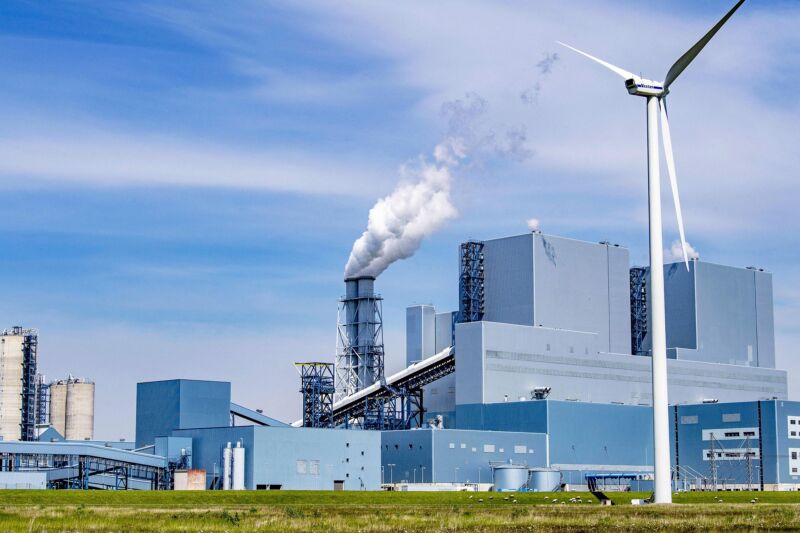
[296,362,335,428]
[630,267,648,355]
[35,374,49,426]
[335,278,385,400]
[1,451,163,490]
[457,241,485,325]
[333,348,454,429]
[11,327,39,442]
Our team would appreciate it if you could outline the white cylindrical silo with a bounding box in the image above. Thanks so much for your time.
[0,334,24,441]
[48,380,69,439]
[65,378,95,441]
[222,442,232,490]
[232,441,245,490]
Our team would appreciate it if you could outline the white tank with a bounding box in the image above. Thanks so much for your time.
[232,441,245,490]
[222,442,232,490]
[529,468,561,492]
[48,381,68,438]
[492,464,530,492]
[0,334,24,441]
[65,378,95,441]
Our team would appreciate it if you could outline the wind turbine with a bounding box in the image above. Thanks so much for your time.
[558,0,745,504]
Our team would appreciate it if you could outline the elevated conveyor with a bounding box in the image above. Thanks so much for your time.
[330,346,454,427]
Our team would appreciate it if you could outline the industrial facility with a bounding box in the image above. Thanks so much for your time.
[0,229,797,492]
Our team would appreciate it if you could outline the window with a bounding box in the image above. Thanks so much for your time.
[792,451,798,460]
[296,460,307,474]
[722,413,741,423]
[361,451,364,456]
[743,431,756,437]
[449,443,455,449]
[514,445,527,454]
[472,447,477,452]
[681,416,698,425]
[460,443,466,449]
[546,344,550,351]
[499,448,504,453]
[724,432,740,438]
[483,444,495,453]
[309,461,320,476]
[788,417,800,439]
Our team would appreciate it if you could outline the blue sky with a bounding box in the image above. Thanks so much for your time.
[0,1,797,439]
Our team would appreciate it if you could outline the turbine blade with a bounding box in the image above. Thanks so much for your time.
[664,0,746,89]
[659,98,690,271]
[556,41,635,80]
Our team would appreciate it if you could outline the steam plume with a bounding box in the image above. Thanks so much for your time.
[664,240,700,263]
[344,141,461,278]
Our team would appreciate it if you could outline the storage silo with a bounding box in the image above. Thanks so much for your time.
[48,380,68,438]
[0,333,24,441]
[65,378,94,441]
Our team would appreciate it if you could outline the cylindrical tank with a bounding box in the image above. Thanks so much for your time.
[493,464,530,492]
[65,378,95,441]
[232,441,245,490]
[48,380,69,439]
[0,334,24,441]
[529,468,561,492]
[222,442,232,490]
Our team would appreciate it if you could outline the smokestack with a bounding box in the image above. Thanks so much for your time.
[335,276,384,400]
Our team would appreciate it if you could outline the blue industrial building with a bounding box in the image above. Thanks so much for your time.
[3,230,795,492]
[135,379,380,491]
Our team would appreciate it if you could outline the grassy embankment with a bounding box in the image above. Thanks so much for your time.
[0,490,797,532]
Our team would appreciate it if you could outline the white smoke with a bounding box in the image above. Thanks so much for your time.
[527,218,541,232]
[664,240,700,263]
[344,91,533,279]
[343,140,461,279]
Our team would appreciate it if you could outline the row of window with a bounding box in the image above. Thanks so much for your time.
[444,442,534,454]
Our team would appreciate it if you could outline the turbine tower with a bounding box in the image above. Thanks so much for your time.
[558,0,745,504]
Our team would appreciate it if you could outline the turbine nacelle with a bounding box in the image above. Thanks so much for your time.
[625,77,665,97]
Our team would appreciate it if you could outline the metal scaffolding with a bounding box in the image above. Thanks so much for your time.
[333,348,454,429]
[35,374,49,426]
[457,241,485,325]
[296,362,335,428]
[630,267,648,355]
[13,327,39,442]
[335,277,385,400]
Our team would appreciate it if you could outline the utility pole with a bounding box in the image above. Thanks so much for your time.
[745,436,753,491]
[709,433,718,491]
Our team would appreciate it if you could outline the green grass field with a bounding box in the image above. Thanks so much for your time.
[0,490,798,532]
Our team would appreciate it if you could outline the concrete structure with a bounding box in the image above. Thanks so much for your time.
[174,469,205,490]
[0,327,38,442]
[0,332,25,441]
[642,262,776,368]
[48,381,68,439]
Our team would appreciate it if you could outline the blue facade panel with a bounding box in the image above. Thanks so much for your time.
[136,380,231,448]
[381,429,546,484]
[173,426,381,490]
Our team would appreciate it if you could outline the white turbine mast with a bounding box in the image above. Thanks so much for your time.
[558,0,746,504]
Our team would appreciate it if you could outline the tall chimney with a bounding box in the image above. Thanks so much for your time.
[335,276,385,400]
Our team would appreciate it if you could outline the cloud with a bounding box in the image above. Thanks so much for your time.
[0,131,388,196]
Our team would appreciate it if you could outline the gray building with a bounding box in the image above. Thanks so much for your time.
[482,233,631,355]
[641,261,775,368]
